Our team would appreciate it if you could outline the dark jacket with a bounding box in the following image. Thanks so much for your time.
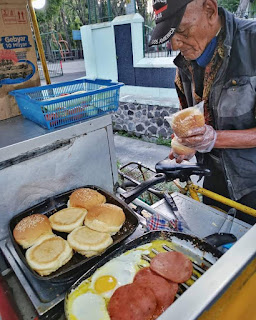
[174,8,256,200]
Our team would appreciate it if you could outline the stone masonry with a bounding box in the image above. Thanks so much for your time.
[112,102,178,141]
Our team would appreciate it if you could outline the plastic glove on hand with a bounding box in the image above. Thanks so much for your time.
[177,125,217,153]
[169,135,196,163]
[169,149,196,163]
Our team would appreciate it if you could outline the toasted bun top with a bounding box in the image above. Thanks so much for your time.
[13,214,52,248]
[29,236,66,264]
[49,208,87,226]
[172,107,205,138]
[67,226,113,251]
[85,203,126,227]
[26,236,73,271]
[69,188,106,210]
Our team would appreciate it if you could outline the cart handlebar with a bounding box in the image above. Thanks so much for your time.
[120,159,211,204]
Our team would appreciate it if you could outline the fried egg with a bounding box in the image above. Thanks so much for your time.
[70,292,110,320]
[90,250,145,299]
[67,245,153,320]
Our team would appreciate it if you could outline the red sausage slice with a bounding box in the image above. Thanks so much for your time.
[108,283,157,320]
[150,251,193,283]
[133,267,156,281]
[134,267,178,315]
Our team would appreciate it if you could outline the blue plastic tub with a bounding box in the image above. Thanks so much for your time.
[9,78,124,130]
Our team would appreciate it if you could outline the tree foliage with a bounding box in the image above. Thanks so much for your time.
[35,0,254,52]
[36,0,89,50]
[218,0,240,12]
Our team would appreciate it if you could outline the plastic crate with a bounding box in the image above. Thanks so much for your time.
[9,78,124,129]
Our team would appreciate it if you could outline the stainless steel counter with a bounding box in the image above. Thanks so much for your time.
[0,116,48,150]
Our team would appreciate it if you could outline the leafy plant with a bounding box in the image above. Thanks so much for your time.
[218,0,240,12]
[156,136,172,147]
[115,130,140,140]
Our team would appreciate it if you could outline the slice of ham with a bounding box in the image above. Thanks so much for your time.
[134,267,178,318]
[150,251,193,283]
[108,283,157,320]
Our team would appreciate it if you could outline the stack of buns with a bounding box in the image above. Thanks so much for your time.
[13,214,73,276]
[13,187,126,276]
[67,188,126,257]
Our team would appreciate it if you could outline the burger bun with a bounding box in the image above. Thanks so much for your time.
[69,188,106,210]
[13,214,53,249]
[84,203,126,235]
[171,107,205,138]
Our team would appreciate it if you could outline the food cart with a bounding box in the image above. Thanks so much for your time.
[0,1,255,319]
[0,109,255,320]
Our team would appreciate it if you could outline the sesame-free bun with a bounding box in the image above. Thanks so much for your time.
[69,188,106,210]
[67,226,113,257]
[172,107,205,138]
[26,235,73,276]
[171,137,195,156]
[49,208,87,233]
[84,203,126,235]
[13,214,53,249]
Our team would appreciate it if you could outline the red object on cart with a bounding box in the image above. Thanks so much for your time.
[0,274,21,320]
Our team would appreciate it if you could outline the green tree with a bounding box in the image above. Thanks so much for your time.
[36,0,63,31]
[218,0,240,12]
[36,0,89,51]
[250,1,256,17]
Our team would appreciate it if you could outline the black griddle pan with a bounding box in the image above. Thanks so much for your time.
[9,185,139,283]
[64,230,222,319]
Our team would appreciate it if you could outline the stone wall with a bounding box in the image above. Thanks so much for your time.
[112,102,178,141]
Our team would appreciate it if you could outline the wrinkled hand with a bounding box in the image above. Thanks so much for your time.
[177,125,217,153]
[169,149,196,163]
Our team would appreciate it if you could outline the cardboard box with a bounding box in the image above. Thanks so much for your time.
[0,0,40,120]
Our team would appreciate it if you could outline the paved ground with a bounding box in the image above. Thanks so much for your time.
[114,134,171,169]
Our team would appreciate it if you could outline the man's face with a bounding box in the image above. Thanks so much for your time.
[171,0,217,60]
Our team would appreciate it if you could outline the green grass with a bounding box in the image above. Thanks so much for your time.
[115,130,140,140]
[115,130,172,147]
[156,136,172,147]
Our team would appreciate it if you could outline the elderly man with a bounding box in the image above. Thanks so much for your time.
[149,0,256,224]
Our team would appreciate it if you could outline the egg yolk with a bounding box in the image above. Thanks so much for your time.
[94,275,117,293]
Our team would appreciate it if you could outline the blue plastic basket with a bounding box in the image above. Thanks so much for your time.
[9,78,124,130]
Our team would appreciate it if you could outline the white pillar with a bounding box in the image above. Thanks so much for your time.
[81,22,118,81]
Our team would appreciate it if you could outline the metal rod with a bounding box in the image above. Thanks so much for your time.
[27,0,51,84]
[190,185,256,217]
[107,0,112,21]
